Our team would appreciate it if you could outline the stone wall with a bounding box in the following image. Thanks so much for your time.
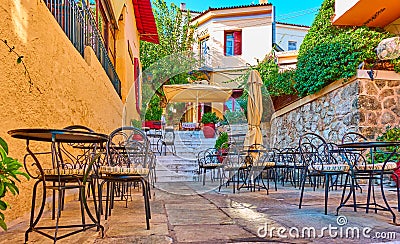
[0,0,123,223]
[359,78,400,138]
[270,70,400,148]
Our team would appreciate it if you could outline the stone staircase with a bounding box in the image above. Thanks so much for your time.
[155,130,216,182]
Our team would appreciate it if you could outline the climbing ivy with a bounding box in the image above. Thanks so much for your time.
[256,53,296,96]
[294,0,399,97]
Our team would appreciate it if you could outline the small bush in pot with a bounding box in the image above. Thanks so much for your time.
[201,112,220,138]
[215,132,229,162]
[201,112,220,124]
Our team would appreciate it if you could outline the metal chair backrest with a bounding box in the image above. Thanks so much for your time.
[341,132,369,170]
[59,125,97,170]
[163,128,175,145]
[342,132,367,144]
[299,133,329,170]
[220,142,242,167]
[106,127,150,169]
[246,144,270,167]
[203,148,219,165]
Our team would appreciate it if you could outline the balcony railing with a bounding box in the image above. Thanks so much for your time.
[44,0,121,97]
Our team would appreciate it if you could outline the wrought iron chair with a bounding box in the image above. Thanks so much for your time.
[298,133,351,215]
[199,148,224,186]
[337,131,400,222]
[23,125,104,242]
[97,127,151,229]
[158,127,176,155]
[218,142,246,193]
[276,147,305,188]
[243,144,276,194]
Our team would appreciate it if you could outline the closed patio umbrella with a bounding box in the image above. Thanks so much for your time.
[244,70,263,147]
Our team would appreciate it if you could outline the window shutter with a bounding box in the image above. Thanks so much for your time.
[234,31,242,55]
[134,57,141,114]
[224,31,227,56]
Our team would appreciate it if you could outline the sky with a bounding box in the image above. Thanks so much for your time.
[165,0,324,26]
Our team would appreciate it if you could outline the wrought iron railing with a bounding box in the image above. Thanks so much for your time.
[44,0,121,97]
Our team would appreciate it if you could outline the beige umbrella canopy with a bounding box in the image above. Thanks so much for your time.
[163,83,232,103]
[244,70,263,148]
[163,83,233,122]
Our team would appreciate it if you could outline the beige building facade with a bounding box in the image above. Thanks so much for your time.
[188,2,309,122]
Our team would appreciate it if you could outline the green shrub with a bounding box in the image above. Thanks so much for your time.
[0,137,29,230]
[201,112,219,124]
[295,0,399,97]
[215,132,229,149]
[256,54,296,96]
[368,126,400,163]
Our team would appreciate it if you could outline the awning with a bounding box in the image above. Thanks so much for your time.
[332,0,400,27]
[163,83,233,103]
[133,0,159,44]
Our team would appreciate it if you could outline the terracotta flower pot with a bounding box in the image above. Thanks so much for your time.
[203,123,215,138]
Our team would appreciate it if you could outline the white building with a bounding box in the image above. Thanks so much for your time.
[184,1,309,122]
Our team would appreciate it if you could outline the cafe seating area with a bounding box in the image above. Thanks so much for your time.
[8,125,157,243]
[196,130,400,226]
[3,124,400,243]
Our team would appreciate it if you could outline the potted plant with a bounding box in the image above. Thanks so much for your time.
[131,119,142,129]
[201,112,219,138]
[215,132,229,162]
[0,137,29,230]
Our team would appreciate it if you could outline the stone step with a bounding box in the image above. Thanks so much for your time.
[156,169,198,177]
[156,164,198,170]
[156,160,198,165]
[156,175,197,182]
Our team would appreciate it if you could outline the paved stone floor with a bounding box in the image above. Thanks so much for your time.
[1,179,400,243]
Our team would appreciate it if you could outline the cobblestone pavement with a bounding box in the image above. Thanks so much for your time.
[1,180,400,243]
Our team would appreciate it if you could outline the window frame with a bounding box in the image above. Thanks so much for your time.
[288,41,297,51]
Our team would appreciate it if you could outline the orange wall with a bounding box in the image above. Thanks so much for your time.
[115,2,142,122]
[0,0,123,223]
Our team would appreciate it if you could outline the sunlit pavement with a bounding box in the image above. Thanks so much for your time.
[1,179,400,243]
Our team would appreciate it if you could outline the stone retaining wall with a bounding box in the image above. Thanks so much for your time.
[270,70,400,148]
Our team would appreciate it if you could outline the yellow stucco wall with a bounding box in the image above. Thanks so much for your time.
[115,2,142,122]
[0,0,123,223]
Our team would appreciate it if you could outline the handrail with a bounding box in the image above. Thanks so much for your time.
[44,0,121,97]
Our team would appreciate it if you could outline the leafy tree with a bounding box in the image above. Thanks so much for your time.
[140,0,197,119]
[295,0,398,97]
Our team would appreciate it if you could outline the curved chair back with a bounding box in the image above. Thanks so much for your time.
[299,133,328,170]
[342,132,367,144]
[220,142,242,167]
[106,127,150,168]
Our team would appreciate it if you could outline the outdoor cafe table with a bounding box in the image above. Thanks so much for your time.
[8,128,108,242]
[337,141,400,225]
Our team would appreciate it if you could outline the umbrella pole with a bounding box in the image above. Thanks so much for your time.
[194,91,199,124]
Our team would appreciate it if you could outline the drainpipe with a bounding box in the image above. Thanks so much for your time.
[272,5,276,51]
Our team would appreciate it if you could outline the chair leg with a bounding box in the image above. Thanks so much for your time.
[203,168,206,186]
[54,189,63,242]
[79,186,86,229]
[105,181,110,220]
[141,180,150,230]
[299,172,307,209]
[351,177,357,212]
[324,174,329,215]
[25,180,45,243]
[366,175,373,214]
